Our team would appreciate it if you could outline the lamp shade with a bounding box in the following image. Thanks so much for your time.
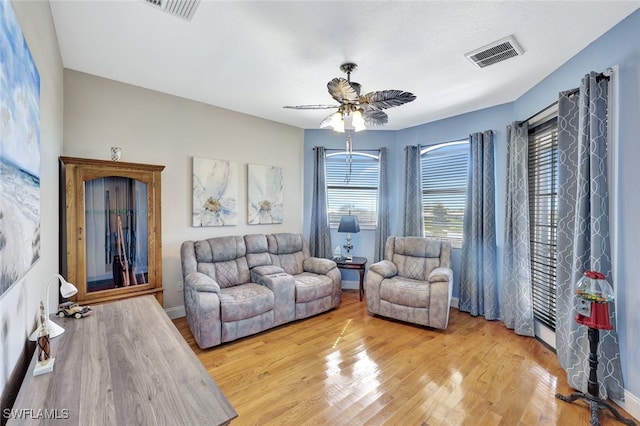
[29,274,79,341]
[338,215,360,233]
[352,110,366,132]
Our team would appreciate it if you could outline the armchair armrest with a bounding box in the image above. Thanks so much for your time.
[303,257,336,275]
[369,260,398,278]
[184,272,221,293]
[429,266,453,284]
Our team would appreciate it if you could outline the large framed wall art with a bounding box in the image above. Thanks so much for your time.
[0,0,41,298]
[247,164,283,224]
[192,157,238,227]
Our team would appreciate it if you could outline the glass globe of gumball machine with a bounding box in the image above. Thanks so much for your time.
[556,270,637,426]
[574,270,614,330]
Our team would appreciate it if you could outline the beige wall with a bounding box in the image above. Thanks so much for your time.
[1,1,64,403]
[62,70,305,313]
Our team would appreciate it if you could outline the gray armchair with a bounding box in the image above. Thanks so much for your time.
[365,236,453,330]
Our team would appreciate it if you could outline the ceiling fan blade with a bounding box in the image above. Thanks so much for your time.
[363,109,388,126]
[283,104,340,110]
[319,113,336,128]
[360,90,416,110]
[327,77,359,104]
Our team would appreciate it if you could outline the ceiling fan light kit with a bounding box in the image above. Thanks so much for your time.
[285,63,416,133]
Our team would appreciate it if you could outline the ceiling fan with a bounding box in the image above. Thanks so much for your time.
[284,63,416,132]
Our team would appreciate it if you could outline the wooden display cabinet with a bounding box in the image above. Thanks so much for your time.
[60,156,164,305]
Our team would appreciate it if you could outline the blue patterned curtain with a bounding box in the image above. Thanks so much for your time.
[403,145,423,236]
[309,146,333,258]
[556,72,624,400]
[501,123,534,336]
[460,130,499,319]
[374,148,389,262]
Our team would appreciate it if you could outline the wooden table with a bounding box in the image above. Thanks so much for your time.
[334,256,368,301]
[8,296,237,425]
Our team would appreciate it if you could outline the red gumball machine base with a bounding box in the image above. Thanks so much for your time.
[575,302,613,330]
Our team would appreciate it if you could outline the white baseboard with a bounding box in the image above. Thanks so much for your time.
[614,389,640,422]
[165,305,186,319]
[450,297,459,309]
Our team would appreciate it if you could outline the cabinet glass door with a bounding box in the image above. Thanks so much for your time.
[84,176,148,293]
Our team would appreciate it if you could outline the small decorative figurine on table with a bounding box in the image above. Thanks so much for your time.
[56,301,93,319]
[34,301,55,376]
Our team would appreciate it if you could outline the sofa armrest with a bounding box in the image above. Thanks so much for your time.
[185,272,221,293]
[429,266,453,284]
[303,257,337,275]
[251,265,286,277]
[250,270,295,326]
[369,260,398,278]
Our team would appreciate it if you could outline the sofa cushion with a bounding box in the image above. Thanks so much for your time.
[213,259,251,288]
[380,277,430,308]
[294,273,334,303]
[391,256,440,282]
[267,233,312,275]
[219,283,274,322]
[194,236,250,287]
[244,234,272,268]
[268,233,304,254]
[392,236,442,258]
[195,236,246,262]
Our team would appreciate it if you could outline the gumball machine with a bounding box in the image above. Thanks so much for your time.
[574,270,614,330]
[556,271,636,426]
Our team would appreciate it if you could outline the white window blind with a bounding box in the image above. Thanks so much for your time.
[528,118,558,330]
[326,152,379,228]
[420,141,469,247]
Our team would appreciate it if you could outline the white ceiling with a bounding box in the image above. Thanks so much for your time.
[49,1,640,131]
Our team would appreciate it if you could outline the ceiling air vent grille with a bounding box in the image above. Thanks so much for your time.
[142,0,200,21]
[465,36,524,68]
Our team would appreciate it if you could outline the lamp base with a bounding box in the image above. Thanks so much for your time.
[29,320,65,342]
[33,358,55,376]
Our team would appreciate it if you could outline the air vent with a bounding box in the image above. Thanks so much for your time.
[142,0,200,21]
[465,36,524,68]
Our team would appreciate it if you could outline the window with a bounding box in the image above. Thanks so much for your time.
[528,117,559,330]
[420,141,469,247]
[326,151,380,228]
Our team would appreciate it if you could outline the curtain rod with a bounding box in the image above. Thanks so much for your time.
[324,148,381,153]
[518,100,559,126]
[519,69,612,126]
[561,69,612,98]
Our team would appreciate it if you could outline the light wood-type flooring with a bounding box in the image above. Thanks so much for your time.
[172,290,636,425]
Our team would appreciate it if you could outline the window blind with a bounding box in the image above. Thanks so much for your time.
[528,118,558,330]
[420,141,469,246]
[326,152,379,227]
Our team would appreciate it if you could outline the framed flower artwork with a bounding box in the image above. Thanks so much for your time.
[192,157,238,226]
[248,164,283,224]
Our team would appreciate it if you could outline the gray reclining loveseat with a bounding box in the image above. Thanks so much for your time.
[181,233,341,348]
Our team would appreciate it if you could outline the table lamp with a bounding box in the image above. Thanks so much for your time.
[29,274,78,341]
[338,214,360,261]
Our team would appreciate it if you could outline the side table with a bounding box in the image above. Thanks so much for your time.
[334,256,368,301]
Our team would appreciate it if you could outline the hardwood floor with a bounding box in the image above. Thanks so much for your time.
[172,290,635,425]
